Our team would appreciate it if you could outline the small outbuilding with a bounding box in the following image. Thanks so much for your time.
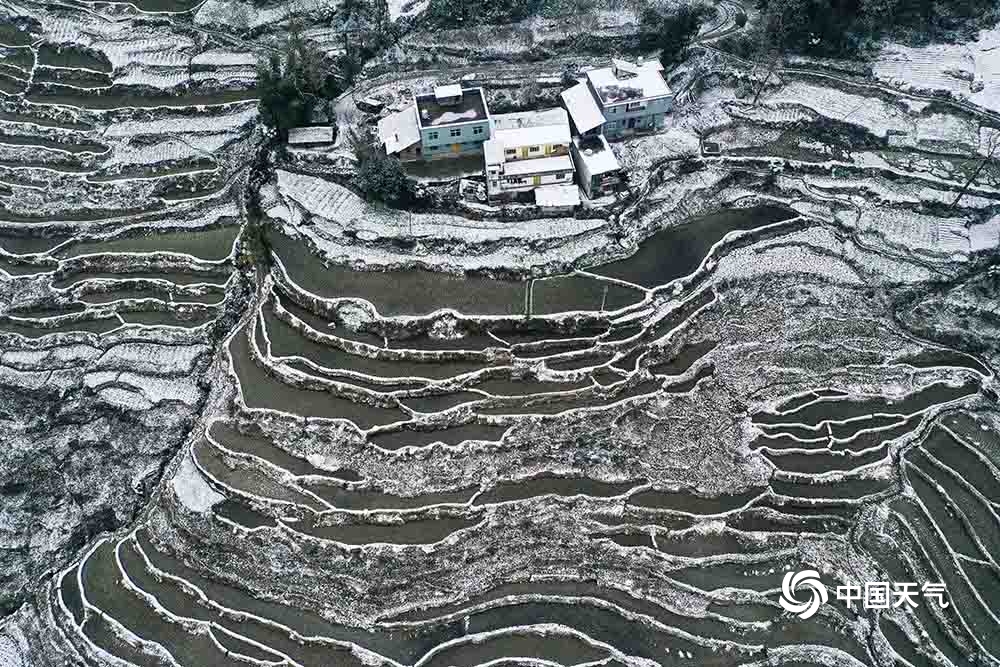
[287,126,336,147]
[700,139,722,156]
[356,96,385,113]
[534,183,580,214]
[571,135,621,199]
[377,105,423,161]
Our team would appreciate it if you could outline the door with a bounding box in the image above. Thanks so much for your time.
[627,117,637,129]
[533,175,541,186]
[452,143,461,154]
[520,147,529,159]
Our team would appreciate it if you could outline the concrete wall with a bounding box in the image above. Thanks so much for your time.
[503,142,570,161]
[571,146,620,198]
[420,120,490,158]
[489,167,575,200]
[601,97,671,138]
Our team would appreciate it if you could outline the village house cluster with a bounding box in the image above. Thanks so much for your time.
[376,57,674,211]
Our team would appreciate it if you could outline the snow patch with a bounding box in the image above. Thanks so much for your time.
[970,215,1000,252]
[172,453,224,513]
[875,27,1000,114]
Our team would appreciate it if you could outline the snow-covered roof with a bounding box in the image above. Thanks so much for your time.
[586,60,671,105]
[416,88,488,127]
[504,154,574,176]
[560,82,605,134]
[434,84,463,101]
[287,126,335,145]
[612,57,639,76]
[492,108,568,131]
[378,105,421,154]
[573,135,620,175]
[493,123,571,151]
[491,108,571,150]
[535,183,580,208]
[483,138,504,166]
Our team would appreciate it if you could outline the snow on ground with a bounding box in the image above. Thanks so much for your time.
[96,34,196,72]
[96,342,207,375]
[765,80,914,139]
[191,68,257,87]
[97,386,152,411]
[795,172,997,210]
[387,0,428,21]
[171,453,224,513]
[712,226,864,286]
[103,107,259,137]
[617,126,702,173]
[291,220,613,273]
[274,170,609,246]
[191,50,257,67]
[913,112,980,153]
[0,636,22,667]
[970,215,1000,252]
[2,345,100,367]
[851,208,972,261]
[104,136,228,170]
[84,371,119,389]
[194,0,332,31]
[119,373,202,406]
[114,66,190,89]
[0,366,53,391]
[874,26,1000,114]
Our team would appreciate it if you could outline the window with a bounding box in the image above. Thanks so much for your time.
[606,120,617,129]
[556,173,565,180]
[626,101,646,111]
[428,131,438,140]
[473,126,484,135]
[450,128,462,137]
[529,145,540,153]
[608,106,618,114]
[505,148,516,155]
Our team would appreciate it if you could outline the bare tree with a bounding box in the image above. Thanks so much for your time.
[750,0,798,106]
[951,130,1000,209]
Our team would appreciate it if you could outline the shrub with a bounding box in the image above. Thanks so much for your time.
[351,131,414,207]
[257,27,342,134]
[639,4,717,69]
[754,0,1000,58]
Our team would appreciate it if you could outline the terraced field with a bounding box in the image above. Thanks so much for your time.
[14,195,992,666]
[0,0,256,627]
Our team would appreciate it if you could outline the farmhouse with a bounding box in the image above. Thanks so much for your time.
[571,135,622,198]
[562,58,673,139]
[483,108,576,203]
[374,59,672,204]
[379,86,492,161]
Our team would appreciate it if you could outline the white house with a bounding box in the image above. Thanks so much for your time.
[571,135,622,199]
[377,86,492,161]
[483,108,576,203]
[562,58,673,139]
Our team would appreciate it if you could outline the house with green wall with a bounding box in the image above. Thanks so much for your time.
[379,86,492,161]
